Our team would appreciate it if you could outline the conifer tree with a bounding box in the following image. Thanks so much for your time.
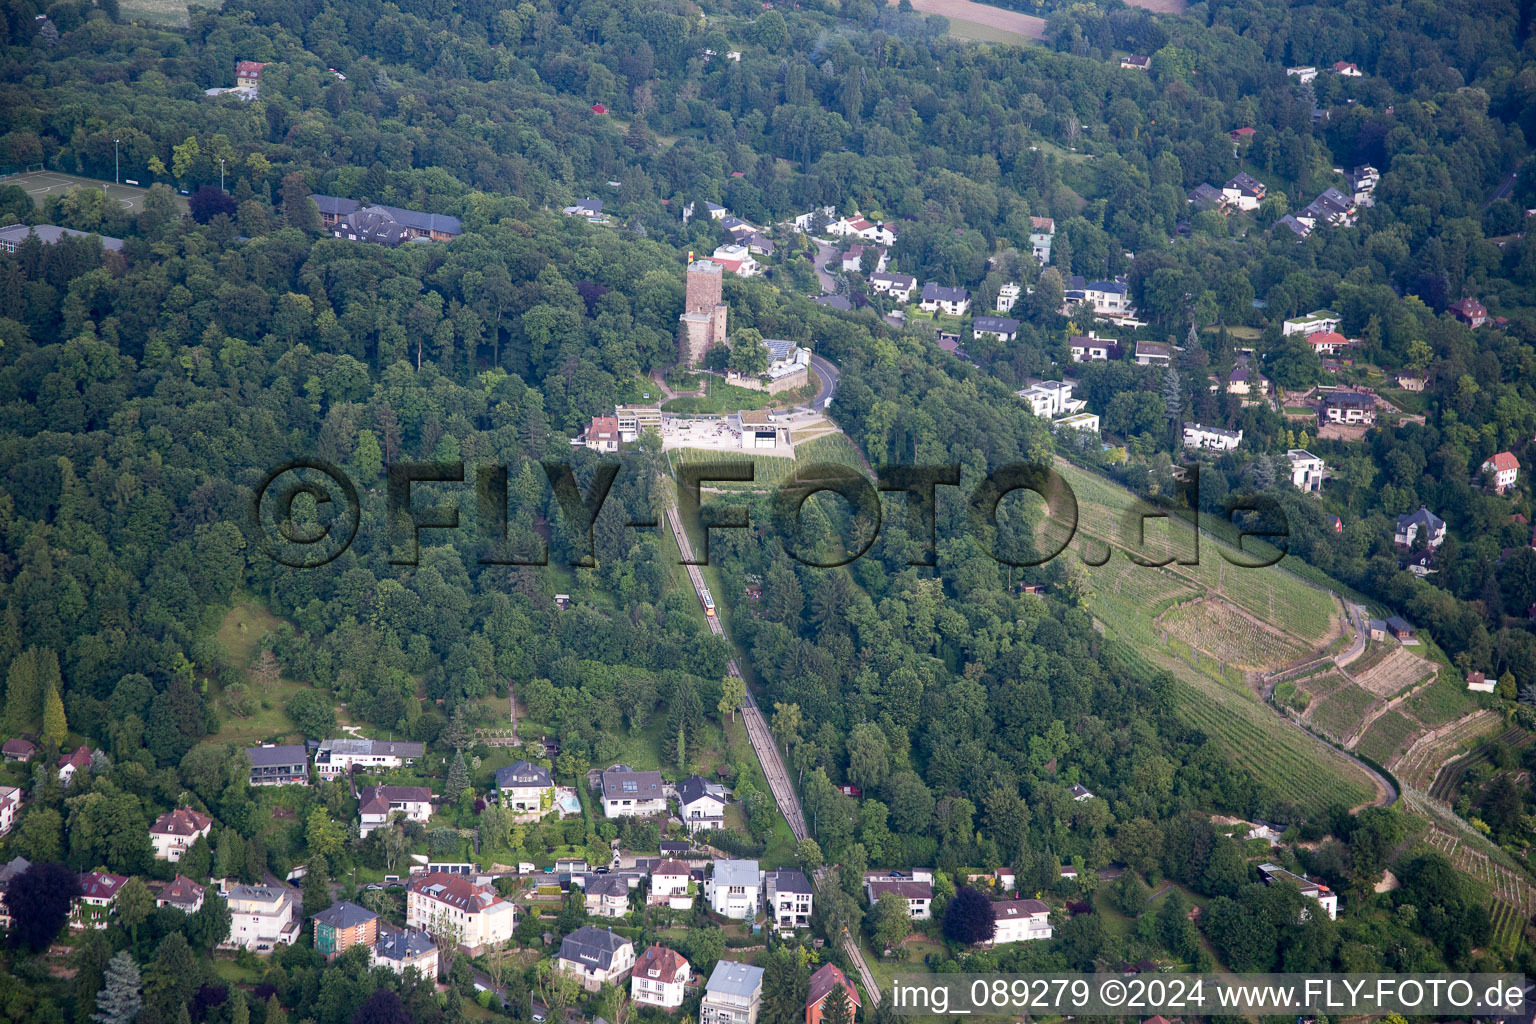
[92,950,142,1024]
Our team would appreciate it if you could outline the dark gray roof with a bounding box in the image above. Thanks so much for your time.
[245,744,308,767]
[585,874,630,897]
[375,927,436,960]
[1275,214,1310,236]
[768,868,813,895]
[972,316,1020,334]
[1397,507,1444,532]
[319,737,424,758]
[364,203,462,234]
[921,282,969,303]
[601,767,664,800]
[496,761,553,789]
[310,194,360,217]
[0,856,30,886]
[1225,172,1265,195]
[870,272,916,287]
[560,925,633,970]
[676,776,726,807]
[813,295,852,310]
[0,224,124,251]
[313,900,377,928]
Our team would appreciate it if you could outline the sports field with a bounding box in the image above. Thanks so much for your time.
[2,169,187,213]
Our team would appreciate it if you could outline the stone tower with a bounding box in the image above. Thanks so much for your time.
[678,259,727,366]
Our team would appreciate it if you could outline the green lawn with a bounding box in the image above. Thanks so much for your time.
[205,600,310,746]
[662,375,816,414]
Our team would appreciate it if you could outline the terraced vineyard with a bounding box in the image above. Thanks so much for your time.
[1160,598,1308,670]
[666,432,867,489]
[1352,646,1436,698]
[1356,709,1421,763]
[1390,710,1501,790]
[1306,685,1377,743]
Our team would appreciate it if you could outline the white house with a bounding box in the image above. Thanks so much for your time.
[1281,309,1342,336]
[1065,276,1132,315]
[1258,863,1337,920]
[1028,216,1055,263]
[1135,341,1171,366]
[358,785,433,837]
[1053,412,1101,432]
[225,884,300,951]
[676,776,728,834]
[707,859,762,919]
[495,761,555,819]
[919,282,970,316]
[407,872,517,952]
[1483,452,1520,493]
[790,206,836,231]
[864,878,932,919]
[869,272,916,302]
[150,807,214,862]
[1319,391,1376,425]
[1467,672,1497,694]
[1395,507,1446,549]
[1222,173,1267,211]
[765,867,814,932]
[1183,423,1243,451]
[0,786,19,836]
[1332,60,1363,76]
[73,872,128,930]
[841,245,887,273]
[632,945,691,1009]
[987,898,1053,944]
[1286,449,1326,492]
[373,927,439,979]
[1069,332,1119,362]
[57,744,92,786]
[600,766,669,817]
[699,961,766,1024]
[972,316,1020,343]
[557,925,636,991]
[996,282,1021,313]
[648,859,694,909]
[583,873,632,918]
[711,244,761,277]
[314,738,424,777]
[156,874,205,914]
[1286,66,1318,82]
[1307,331,1350,355]
[1017,380,1085,419]
[562,199,607,223]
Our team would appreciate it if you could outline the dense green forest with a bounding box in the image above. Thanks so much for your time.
[2,0,1536,1020]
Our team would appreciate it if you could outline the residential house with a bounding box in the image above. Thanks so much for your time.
[1449,298,1489,328]
[864,878,932,919]
[1395,507,1446,549]
[1405,550,1437,577]
[1307,330,1350,355]
[1286,450,1326,492]
[707,859,762,919]
[1053,412,1101,432]
[581,415,621,453]
[58,744,92,785]
[1332,61,1363,76]
[869,272,917,302]
[1182,423,1243,452]
[1187,183,1225,211]
[1385,616,1417,642]
[995,867,1017,891]
[373,927,439,979]
[1135,341,1172,366]
[0,224,125,253]
[744,233,775,256]
[599,766,668,817]
[1282,310,1343,336]
[631,945,692,1010]
[829,216,897,246]
[1065,276,1132,316]
[0,857,29,929]
[329,209,409,247]
[495,761,555,818]
[246,744,309,786]
[313,901,379,957]
[327,203,463,243]
[584,873,632,918]
[805,964,859,1024]
[311,195,359,227]
[699,961,766,1024]
[557,925,636,991]
[1226,363,1266,396]
[1483,452,1520,493]
[407,872,517,951]
[919,282,971,317]
[1071,784,1096,801]
[156,874,205,914]
[996,281,1021,312]
[988,898,1054,944]
[563,199,607,223]
[235,60,267,89]
[841,245,887,274]
[615,406,663,442]
[1367,618,1389,641]
[690,202,729,223]
[1319,391,1376,426]
[1300,187,1357,228]
[358,786,433,837]
[1274,214,1312,238]
[1396,373,1425,392]
[789,206,835,231]
[1467,672,1496,694]
[1069,333,1121,362]
[314,738,424,777]
[73,872,128,929]
[150,807,214,861]
[1222,173,1267,211]
[1017,380,1086,419]
[2,738,35,762]
[813,295,852,311]
[1285,66,1318,82]
[766,868,814,932]
[1028,216,1055,263]
[1349,165,1380,205]
[226,884,300,951]
[649,859,694,909]
[720,216,758,240]
[0,786,17,836]
[1257,863,1337,920]
[1119,55,1150,70]
[710,243,761,277]
[972,315,1020,343]
[676,776,728,834]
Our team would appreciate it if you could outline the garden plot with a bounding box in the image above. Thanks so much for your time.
[1351,646,1435,698]
[1159,598,1308,671]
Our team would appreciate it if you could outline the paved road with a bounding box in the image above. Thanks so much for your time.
[811,240,841,294]
[1487,170,1518,209]
[662,495,881,1005]
[807,354,839,410]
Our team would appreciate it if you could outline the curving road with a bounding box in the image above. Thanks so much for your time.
[663,495,881,1005]
[807,354,839,411]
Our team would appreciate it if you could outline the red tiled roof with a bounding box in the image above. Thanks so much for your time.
[409,872,506,913]
[160,874,205,905]
[1486,452,1519,472]
[634,944,689,980]
[152,807,213,836]
[60,745,91,770]
[78,872,128,899]
[1309,330,1348,348]
[652,859,690,876]
[807,963,859,1009]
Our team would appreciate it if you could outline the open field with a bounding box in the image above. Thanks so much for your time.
[660,375,815,414]
[120,0,221,26]
[2,168,186,213]
[206,600,310,745]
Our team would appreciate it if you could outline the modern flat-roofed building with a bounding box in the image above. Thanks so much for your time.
[700,961,766,1024]
[708,859,762,919]
[246,744,309,786]
[226,884,300,951]
[0,224,124,253]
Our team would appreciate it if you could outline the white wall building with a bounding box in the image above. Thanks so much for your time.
[1182,422,1243,451]
[631,945,691,1009]
[225,884,300,952]
[987,898,1054,944]
[707,859,762,919]
[1286,449,1325,492]
[406,873,517,951]
[1017,380,1086,419]
[599,766,669,817]
[314,738,424,777]
[151,807,213,862]
[699,961,766,1024]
